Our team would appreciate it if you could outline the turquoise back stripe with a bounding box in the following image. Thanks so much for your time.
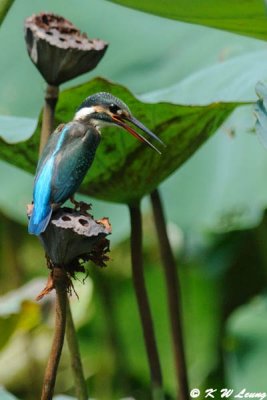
[32,126,69,223]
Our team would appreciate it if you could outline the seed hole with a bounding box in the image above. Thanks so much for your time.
[62,216,71,221]
[75,40,82,44]
[46,31,53,36]
[79,218,88,226]
[59,37,66,42]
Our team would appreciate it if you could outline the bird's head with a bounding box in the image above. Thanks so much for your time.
[74,92,165,154]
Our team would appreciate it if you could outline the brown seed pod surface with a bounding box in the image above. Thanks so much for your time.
[24,12,108,85]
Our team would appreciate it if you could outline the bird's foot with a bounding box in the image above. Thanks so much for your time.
[78,201,92,214]
[70,196,80,210]
[70,196,92,216]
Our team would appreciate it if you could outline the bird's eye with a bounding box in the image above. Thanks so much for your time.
[109,104,120,114]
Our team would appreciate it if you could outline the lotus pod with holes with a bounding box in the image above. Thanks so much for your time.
[24,12,108,85]
[27,205,111,270]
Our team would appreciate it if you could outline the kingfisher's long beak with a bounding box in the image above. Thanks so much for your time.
[112,114,165,154]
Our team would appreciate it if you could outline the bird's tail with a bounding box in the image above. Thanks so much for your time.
[28,204,52,235]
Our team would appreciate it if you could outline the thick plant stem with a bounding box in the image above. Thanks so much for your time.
[41,268,68,400]
[129,203,164,400]
[66,298,88,400]
[39,84,59,155]
[151,189,189,400]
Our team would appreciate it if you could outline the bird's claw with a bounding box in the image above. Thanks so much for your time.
[78,201,92,214]
[70,196,92,216]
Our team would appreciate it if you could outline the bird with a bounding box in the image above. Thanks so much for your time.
[28,92,165,235]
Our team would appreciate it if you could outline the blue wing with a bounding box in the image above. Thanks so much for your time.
[28,156,54,235]
[28,125,66,235]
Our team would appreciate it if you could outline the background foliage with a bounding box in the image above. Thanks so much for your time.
[1,0,267,399]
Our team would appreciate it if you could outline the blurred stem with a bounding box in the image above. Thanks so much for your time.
[0,214,24,289]
[40,84,59,155]
[41,267,68,400]
[0,0,15,26]
[129,202,165,400]
[93,270,130,392]
[25,331,43,400]
[66,298,88,400]
[150,189,189,400]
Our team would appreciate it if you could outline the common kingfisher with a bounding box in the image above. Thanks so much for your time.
[28,92,164,235]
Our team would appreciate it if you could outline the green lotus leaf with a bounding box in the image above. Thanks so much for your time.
[107,0,267,41]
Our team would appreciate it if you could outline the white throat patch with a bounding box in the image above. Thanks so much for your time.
[74,106,111,131]
[74,107,95,121]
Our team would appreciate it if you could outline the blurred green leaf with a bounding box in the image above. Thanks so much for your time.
[116,265,221,391]
[107,0,267,41]
[0,116,37,143]
[0,315,19,351]
[0,162,34,225]
[142,50,267,105]
[0,78,239,204]
[0,387,19,400]
[161,105,267,233]
[69,279,94,327]
[0,0,15,26]
[0,279,45,350]
[0,278,45,316]
[225,295,267,391]
[180,266,222,385]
